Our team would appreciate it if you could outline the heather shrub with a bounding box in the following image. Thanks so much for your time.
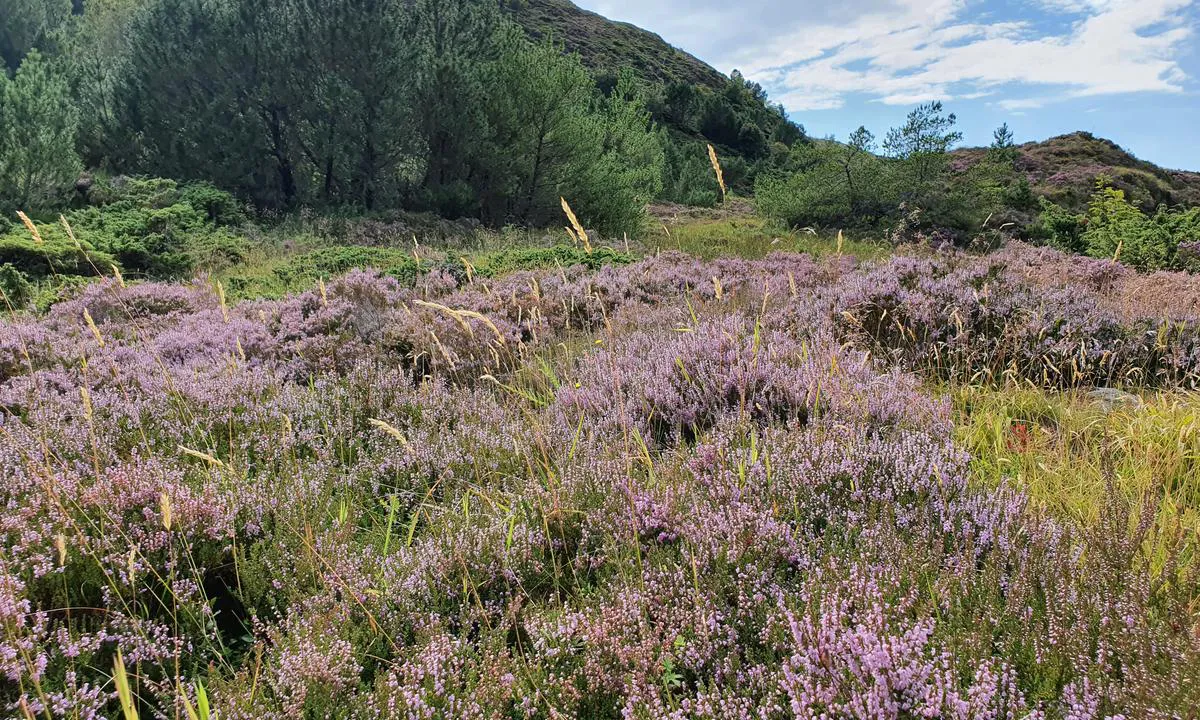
[1178,240,1200,272]
[1,244,1198,719]
[829,251,1200,388]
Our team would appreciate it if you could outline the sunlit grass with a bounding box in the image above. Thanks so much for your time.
[645,214,888,261]
[954,383,1200,566]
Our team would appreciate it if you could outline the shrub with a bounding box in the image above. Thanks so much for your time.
[1032,197,1086,252]
[0,229,115,277]
[177,180,247,225]
[0,263,33,309]
[53,176,250,279]
[477,246,633,277]
[1038,181,1200,271]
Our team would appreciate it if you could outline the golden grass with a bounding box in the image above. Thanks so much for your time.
[707,144,726,202]
[412,299,507,345]
[368,418,410,447]
[82,307,105,347]
[954,384,1200,565]
[17,211,42,244]
[560,198,593,253]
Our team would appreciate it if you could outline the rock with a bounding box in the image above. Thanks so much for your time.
[1087,387,1142,411]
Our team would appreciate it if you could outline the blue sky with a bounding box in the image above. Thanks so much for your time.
[576,0,1200,170]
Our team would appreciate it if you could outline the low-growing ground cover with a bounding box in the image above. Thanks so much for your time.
[1,236,1198,718]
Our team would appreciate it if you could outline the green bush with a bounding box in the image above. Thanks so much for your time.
[85,176,179,208]
[0,263,33,309]
[755,167,851,229]
[177,181,247,225]
[1032,197,1087,252]
[0,229,116,277]
[1036,181,1200,271]
[60,176,249,279]
[477,245,632,277]
[33,274,93,312]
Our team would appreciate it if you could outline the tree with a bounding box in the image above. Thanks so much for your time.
[570,70,664,236]
[755,134,892,229]
[836,126,880,217]
[104,0,661,233]
[883,101,962,210]
[64,0,151,169]
[988,122,1017,167]
[0,49,81,213]
[1,0,71,71]
[480,31,597,226]
[280,0,415,208]
[404,0,498,216]
[883,101,963,161]
[478,36,661,235]
[123,0,295,205]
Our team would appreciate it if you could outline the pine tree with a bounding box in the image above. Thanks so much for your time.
[1,0,72,71]
[988,122,1018,166]
[0,49,81,212]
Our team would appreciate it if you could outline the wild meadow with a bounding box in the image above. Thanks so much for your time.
[2,223,1199,719]
[5,0,1200,716]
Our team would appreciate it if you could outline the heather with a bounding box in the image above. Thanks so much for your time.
[3,238,1199,718]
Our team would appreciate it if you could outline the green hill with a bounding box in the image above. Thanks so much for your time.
[503,0,804,183]
[954,132,1200,213]
[503,0,727,90]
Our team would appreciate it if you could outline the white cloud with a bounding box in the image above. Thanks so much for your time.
[997,97,1048,111]
[577,0,1196,113]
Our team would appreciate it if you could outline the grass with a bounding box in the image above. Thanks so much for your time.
[954,383,1200,566]
[644,212,888,260]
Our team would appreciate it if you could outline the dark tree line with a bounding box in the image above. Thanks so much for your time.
[2,0,666,235]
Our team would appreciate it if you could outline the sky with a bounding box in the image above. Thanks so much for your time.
[576,0,1200,170]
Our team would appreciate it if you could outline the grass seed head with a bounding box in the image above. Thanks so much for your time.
[561,198,592,253]
[369,418,409,447]
[17,211,42,244]
[83,308,105,347]
[707,144,727,201]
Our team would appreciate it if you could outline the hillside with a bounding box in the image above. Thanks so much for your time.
[954,131,1200,212]
[502,0,802,178]
[503,0,728,90]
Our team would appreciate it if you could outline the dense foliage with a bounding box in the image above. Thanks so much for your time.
[2,0,673,236]
[2,242,1197,718]
[1035,181,1200,271]
[0,49,80,213]
[756,106,1037,240]
[0,177,247,296]
[503,0,806,198]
